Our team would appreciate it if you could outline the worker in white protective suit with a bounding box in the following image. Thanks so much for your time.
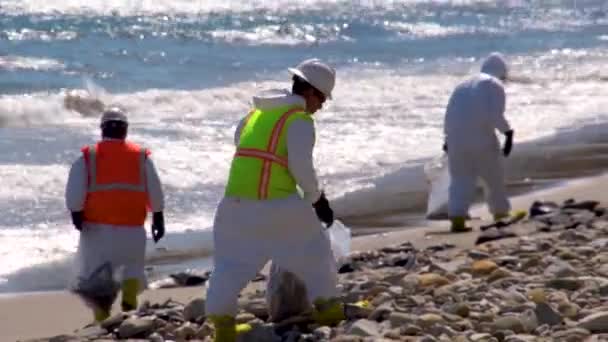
[65,107,166,321]
[443,52,515,232]
[204,59,344,342]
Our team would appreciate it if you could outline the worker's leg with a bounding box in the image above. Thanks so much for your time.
[271,203,341,325]
[447,151,477,232]
[205,198,269,342]
[73,225,115,322]
[478,153,511,220]
[115,227,146,311]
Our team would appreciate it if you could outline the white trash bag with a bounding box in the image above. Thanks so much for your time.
[424,154,451,220]
[266,220,351,322]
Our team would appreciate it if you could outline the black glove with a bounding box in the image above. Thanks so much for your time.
[503,130,514,157]
[313,192,334,228]
[71,211,83,231]
[442,142,448,153]
[152,212,165,243]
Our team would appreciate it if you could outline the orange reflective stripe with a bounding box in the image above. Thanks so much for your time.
[267,108,303,153]
[258,107,304,199]
[235,148,288,168]
[234,107,305,200]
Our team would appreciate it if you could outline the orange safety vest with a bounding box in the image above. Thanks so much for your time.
[82,140,150,226]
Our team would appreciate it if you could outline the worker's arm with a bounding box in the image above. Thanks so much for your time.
[487,80,514,156]
[233,118,246,146]
[145,157,165,242]
[487,80,511,134]
[65,157,87,231]
[286,119,322,203]
[145,158,165,213]
[65,157,87,212]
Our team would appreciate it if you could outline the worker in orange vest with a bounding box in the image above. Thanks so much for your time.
[65,107,165,322]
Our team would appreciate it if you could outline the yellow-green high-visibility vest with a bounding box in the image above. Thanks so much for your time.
[225,104,312,200]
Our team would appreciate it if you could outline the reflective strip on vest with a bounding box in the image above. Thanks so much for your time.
[87,144,147,192]
[234,107,304,200]
[234,148,288,168]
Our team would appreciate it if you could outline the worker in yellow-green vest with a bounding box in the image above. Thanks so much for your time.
[204,58,341,341]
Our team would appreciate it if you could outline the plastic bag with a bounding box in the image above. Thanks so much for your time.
[266,220,352,322]
[70,262,120,313]
[326,221,351,267]
[424,154,450,220]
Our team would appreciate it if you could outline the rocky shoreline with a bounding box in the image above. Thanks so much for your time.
[27,199,608,342]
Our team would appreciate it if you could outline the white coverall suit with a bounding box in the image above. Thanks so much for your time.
[444,54,512,218]
[205,89,338,317]
[65,140,165,289]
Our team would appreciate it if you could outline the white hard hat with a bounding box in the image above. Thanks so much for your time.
[481,52,508,80]
[100,107,128,125]
[288,58,336,99]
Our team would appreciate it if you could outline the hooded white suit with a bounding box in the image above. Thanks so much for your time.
[204,90,338,317]
[444,53,512,218]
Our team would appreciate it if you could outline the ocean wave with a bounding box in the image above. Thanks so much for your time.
[0,55,65,72]
[208,23,349,46]
[1,29,78,42]
[0,0,496,16]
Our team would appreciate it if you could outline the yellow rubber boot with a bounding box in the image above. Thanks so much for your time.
[121,278,139,312]
[94,307,110,322]
[312,297,345,326]
[209,315,236,342]
[494,210,527,222]
[450,217,472,233]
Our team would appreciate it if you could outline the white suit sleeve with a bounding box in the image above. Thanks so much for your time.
[234,118,246,146]
[286,119,322,203]
[65,157,87,212]
[487,80,511,133]
[145,158,165,212]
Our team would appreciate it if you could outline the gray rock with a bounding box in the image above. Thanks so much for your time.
[401,324,423,335]
[118,317,155,339]
[371,292,393,306]
[545,278,584,291]
[419,335,439,342]
[552,327,591,341]
[469,250,491,260]
[534,302,563,326]
[75,325,107,339]
[100,313,127,331]
[47,335,79,342]
[347,319,381,337]
[544,261,579,278]
[148,332,164,342]
[591,238,608,249]
[592,220,608,231]
[313,326,332,340]
[330,335,362,342]
[183,298,206,322]
[469,333,496,342]
[492,316,525,334]
[446,302,470,318]
[504,334,537,342]
[577,311,608,333]
[387,285,403,297]
[518,309,538,333]
[369,302,393,321]
[175,322,197,340]
[388,312,416,327]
